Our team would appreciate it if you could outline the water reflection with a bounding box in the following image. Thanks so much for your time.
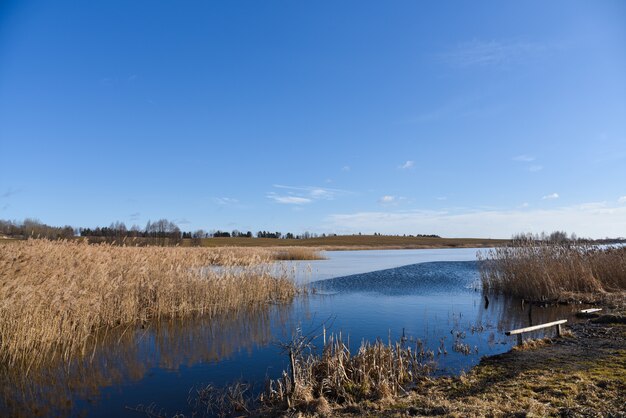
[0,304,292,417]
[1,259,591,417]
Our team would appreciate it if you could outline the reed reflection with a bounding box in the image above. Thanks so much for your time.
[0,303,292,417]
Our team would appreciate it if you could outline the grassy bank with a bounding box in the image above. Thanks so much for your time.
[0,240,307,370]
[479,243,626,301]
[329,311,626,417]
[201,309,625,417]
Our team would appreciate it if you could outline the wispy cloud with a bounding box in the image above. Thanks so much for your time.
[215,197,239,206]
[267,194,312,205]
[325,203,626,239]
[99,77,117,86]
[175,218,191,225]
[408,95,506,124]
[267,185,350,205]
[618,196,626,204]
[341,165,351,172]
[513,154,535,162]
[441,39,550,68]
[542,193,559,200]
[399,160,414,170]
[378,195,409,206]
[513,155,543,172]
[129,212,141,221]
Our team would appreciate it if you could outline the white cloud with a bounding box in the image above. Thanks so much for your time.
[528,165,543,172]
[310,188,335,200]
[542,193,559,200]
[521,202,530,208]
[379,195,396,204]
[215,197,239,205]
[513,154,535,162]
[342,165,351,172]
[619,196,626,204]
[325,203,626,239]
[267,194,312,205]
[399,160,414,170]
[269,185,349,205]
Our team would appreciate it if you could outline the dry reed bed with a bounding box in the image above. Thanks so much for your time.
[479,243,626,301]
[192,335,436,417]
[261,335,436,412]
[0,240,305,370]
[269,247,326,261]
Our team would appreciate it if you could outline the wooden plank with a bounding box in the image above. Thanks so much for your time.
[580,308,602,314]
[505,319,567,336]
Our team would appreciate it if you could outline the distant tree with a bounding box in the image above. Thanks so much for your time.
[548,230,568,243]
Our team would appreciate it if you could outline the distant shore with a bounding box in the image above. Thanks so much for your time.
[0,235,509,250]
[113,235,508,250]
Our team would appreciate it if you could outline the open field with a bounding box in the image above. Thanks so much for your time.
[75,235,507,249]
[0,235,509,249]
[186,235,509,249]
[0,240,307,370]
[479,243,626,301]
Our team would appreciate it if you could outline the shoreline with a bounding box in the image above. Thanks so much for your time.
[0,236,509,251]
[290,302,626,417]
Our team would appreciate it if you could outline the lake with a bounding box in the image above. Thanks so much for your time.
[0,248,588,417]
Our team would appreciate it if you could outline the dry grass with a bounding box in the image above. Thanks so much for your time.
[479,243,626,301]
[261,333,435,413]
[0,239,300,370]
[315,317,626,417]
[269,247,326,261]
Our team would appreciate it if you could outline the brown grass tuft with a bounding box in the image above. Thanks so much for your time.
[261,334,435,411]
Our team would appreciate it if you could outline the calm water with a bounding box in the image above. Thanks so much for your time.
[1,249,588,417]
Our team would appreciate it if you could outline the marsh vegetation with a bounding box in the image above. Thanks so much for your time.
[1,242,622,417]
[0,240,317,370]
[479,242,626,301]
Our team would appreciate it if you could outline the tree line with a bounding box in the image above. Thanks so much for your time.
[0,218,75,240]
[509,230,625,244]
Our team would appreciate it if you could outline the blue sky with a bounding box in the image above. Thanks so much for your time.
[1,1,625,238]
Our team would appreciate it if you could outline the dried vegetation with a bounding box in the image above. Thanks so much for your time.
[0,239,309,370]
[479,243,626,301]
[259,331,436,415]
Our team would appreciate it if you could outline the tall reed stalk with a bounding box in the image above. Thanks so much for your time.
[479,243,626,301]
[0,240,301,370]
[262,333,435,411]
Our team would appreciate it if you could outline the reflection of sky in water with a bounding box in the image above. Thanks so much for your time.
[2,252,590,418]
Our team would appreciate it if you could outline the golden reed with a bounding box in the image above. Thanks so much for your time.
[479,243,626,301]
[0,239,310,370]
